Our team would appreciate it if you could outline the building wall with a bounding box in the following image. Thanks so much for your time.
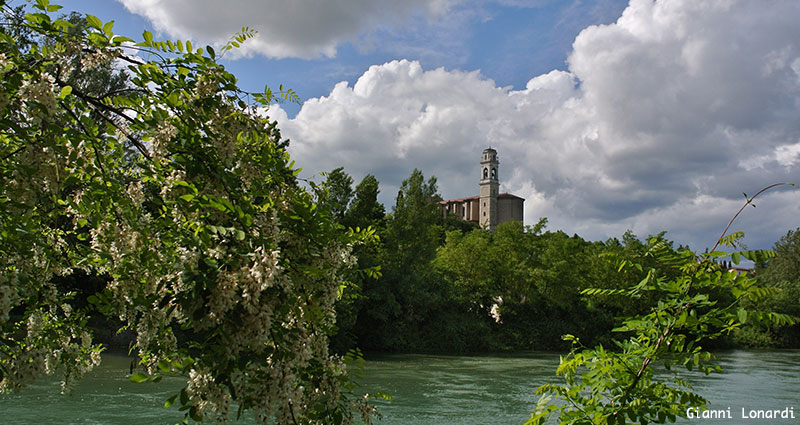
[479,182,498,230]
[497,196,524,225]
[440,194,522,228]
[440,197,480,224]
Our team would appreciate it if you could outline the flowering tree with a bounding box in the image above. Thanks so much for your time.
[0,1,373,423]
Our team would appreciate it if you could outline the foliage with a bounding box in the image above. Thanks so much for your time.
[755,228,800,315]
[319,171,386,354]
[319,167,354,220]
[0,1,374,423]
[744,227,800,346]
[526,188,798,425]
[354,169,445,351]
[342,174,385,231]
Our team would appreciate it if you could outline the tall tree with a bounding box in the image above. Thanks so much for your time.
[330,173,385,353]
[342,174,385,230]
[355,169,451,351]
[320,166,354,220]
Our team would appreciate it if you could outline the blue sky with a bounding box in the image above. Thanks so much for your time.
[62,0,627,116]
[47,1,800,250]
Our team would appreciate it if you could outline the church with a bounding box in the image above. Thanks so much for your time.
[439,148,524,231]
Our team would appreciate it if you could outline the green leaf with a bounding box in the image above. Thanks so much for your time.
[731,251,741,265]
[102,21,114,36]
[85,14,102,30]
[164,393,179,408]
[142,30,153,46]
[57,85,72,99]
[129,373,149,383]
[87,32,107,46]
[737,308,748,324]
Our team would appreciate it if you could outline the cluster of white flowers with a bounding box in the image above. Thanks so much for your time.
[203,245,285,351]
[1,303,100,394]
[0,53,10,110]
[126,181,145,207]
[51,326,102,394]
[187,367,232,422]
[0,347,49,392]
[4,141,61,210]
[0,52,10,70]
[194,71,220,98]
[489,296,503,323]
[228,361,305,424]
[80,48,118,72]
[151,120,178,160]
[134,305,175,360]
[18,72,58,123]
[159,167,186,197]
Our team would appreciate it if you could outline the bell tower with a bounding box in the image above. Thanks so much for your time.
[479,147,499,230]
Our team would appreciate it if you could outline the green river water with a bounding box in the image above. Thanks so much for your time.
[1,350,797,424]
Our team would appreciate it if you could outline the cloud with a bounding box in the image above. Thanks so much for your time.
[270,0,800,250]
[116,0,454,59]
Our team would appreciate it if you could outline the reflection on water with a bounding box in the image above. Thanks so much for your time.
[1,350,798,424]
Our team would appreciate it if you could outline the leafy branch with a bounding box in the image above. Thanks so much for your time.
[528,183,799,425]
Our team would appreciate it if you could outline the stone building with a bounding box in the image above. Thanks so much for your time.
[439,148,524,231]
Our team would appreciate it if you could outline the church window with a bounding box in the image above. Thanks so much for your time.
[491,167,497,180]
[483,168,488,180]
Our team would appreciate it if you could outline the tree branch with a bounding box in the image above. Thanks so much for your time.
[710,183,797,254]
[55,77,151,160]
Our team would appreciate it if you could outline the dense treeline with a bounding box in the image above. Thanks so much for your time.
[319,167,800,354]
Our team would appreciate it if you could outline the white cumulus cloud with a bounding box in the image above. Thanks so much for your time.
[116,0,454,58]
[273,0,800,250]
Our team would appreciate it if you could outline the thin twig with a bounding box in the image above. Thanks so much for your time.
[710,183,798,254]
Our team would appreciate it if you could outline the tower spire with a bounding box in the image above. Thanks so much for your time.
[479,147,499,230]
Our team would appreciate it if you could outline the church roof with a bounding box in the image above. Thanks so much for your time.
[498,192,524,200]
[440,192,524,204]
[439,195,478,204]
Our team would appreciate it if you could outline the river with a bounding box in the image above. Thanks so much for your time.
[0,350,797,424]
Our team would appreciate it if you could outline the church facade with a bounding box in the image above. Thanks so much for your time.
[439,148,524,231]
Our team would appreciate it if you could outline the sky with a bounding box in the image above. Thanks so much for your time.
[57,0,800,251]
